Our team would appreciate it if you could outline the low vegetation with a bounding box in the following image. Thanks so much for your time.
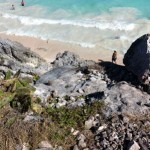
[0,70,105,149]
[0,101,105,150]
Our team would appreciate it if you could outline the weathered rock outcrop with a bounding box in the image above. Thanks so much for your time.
[35,51,150,119]
[51,51,96,68]
[0,38,51,77]
[123,34,150,85]
[104,81,150,118]
[35,65,107,98]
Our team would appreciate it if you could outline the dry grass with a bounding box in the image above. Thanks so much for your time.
[0,101,105,150]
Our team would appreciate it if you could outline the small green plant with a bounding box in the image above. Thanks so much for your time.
[5,70,12,80]
[18,78,31,86]
[0,90,15,108]
[33,74,39,81]
[36,97,42,104]
[46,101,105,129]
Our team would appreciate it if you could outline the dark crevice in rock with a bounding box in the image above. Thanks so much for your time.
[85,92,105,102]
[10,47,23,62]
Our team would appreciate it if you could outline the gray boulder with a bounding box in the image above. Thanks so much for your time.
[51,51,96,68]
[104,81,150,118]
[0,38,51,76]
[123,34,150,84]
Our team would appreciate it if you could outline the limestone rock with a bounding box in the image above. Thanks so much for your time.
[78,140,86,148]
[15,144,22,150]
[33,83,51,103]
[123,34,150,84]
[0,38,50,75]
[51,51,95,68]
[73,145,79,150]
[23,115,42,122]
[97,124,107,132]
[104,81,150,118]
[127,141,140,150]
[77,134,87,148]
[77,134,86,141]
[85,116,94,129]
[22,143,30,150]
[36,65,107,100]
[72,130,80,136]
[37,141,53,149]
[36,66,78,85]
[16,143,30,150]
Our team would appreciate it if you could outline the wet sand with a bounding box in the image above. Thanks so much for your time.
[0,33,123,64]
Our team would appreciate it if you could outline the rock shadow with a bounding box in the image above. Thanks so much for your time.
[98,61,150,94]
[98,61,140,86]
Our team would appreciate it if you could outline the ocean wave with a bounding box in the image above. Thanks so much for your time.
[2,13,135,31]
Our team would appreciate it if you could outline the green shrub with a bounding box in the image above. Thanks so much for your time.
[10,87,32,113]
[5,70,12,80]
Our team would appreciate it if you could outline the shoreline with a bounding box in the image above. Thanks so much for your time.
[0,33,124,65]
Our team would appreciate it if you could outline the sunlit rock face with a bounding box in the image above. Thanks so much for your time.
[0,38,50,75]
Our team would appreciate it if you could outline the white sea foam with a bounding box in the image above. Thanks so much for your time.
[1,6,149,53]
[47,38,96,48]
[2,13,135,31]
[4,30,96,48]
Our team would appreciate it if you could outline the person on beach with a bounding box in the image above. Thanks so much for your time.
[21,0,24,6]
[112,51,117,64]
[11,5,15,10]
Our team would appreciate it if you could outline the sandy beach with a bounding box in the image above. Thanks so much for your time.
[0,33,123,64]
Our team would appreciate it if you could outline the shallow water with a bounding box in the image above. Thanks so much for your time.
[0,0,150,54]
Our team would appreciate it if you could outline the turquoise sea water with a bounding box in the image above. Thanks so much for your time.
[17,0,150,18]
[0,0,150,53]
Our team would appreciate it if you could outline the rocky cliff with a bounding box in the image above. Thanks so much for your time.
[0,38,149,150]
[35,51,150,117]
